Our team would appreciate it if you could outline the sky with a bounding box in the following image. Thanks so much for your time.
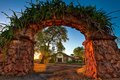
[0,0,120,55]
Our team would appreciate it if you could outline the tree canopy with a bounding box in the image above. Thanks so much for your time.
[35,26,68,63]
[56,41,65,52]
[73,46,84,58]
[35,26,68,51]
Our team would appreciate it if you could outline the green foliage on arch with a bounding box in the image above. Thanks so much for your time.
[0,0,115,47]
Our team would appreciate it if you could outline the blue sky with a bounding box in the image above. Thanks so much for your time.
[0,0,120,55]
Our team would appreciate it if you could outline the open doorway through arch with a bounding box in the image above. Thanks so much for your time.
[33,26,86,79]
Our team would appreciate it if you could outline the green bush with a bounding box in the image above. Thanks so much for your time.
[66,60,73,64]
[49,58,55,63]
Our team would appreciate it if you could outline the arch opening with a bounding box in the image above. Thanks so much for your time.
[18,19,98,79]
[33,26,86,79]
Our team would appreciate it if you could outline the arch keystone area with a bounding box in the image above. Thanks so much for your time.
[0,0,120,79]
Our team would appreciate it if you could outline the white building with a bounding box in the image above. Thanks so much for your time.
[51,52,73,63]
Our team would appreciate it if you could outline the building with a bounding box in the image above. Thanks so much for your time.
[50,52,74,63]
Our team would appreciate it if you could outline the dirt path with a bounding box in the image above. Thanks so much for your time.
[0,64,120,80]
[41,64,85,80]
[0,64,84,80]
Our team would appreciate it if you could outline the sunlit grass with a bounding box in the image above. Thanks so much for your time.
[77,65,86,74]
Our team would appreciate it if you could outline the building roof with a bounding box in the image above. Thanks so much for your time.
[51,52,74,59]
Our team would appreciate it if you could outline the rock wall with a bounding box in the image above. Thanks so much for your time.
[82,36,120,79]
[93,40,120,79]
[83,40,97,78]
[0,39,34,76]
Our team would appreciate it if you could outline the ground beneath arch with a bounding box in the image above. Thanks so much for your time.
[0,64,85,80]
[0,64,120,80]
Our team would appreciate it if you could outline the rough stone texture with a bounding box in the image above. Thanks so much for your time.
[83,40,97,78]
[77,30,120,79]
[0,39,34,76]
[93,40,120,79]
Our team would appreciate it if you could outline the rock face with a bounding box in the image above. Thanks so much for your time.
[80,38,120,79]
[83,40,97,78]
[0,39,34,76]
[93,40,120,78]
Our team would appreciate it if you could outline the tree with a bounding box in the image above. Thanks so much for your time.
[39,46,52,64]
[71,54,74,56]
[35,26,68,64]
[73,46,85,63]
[56,41,65,52]
[73,47,84,57]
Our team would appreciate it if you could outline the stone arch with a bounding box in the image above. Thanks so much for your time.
[0,16,119,79]
[0,0,120,79]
